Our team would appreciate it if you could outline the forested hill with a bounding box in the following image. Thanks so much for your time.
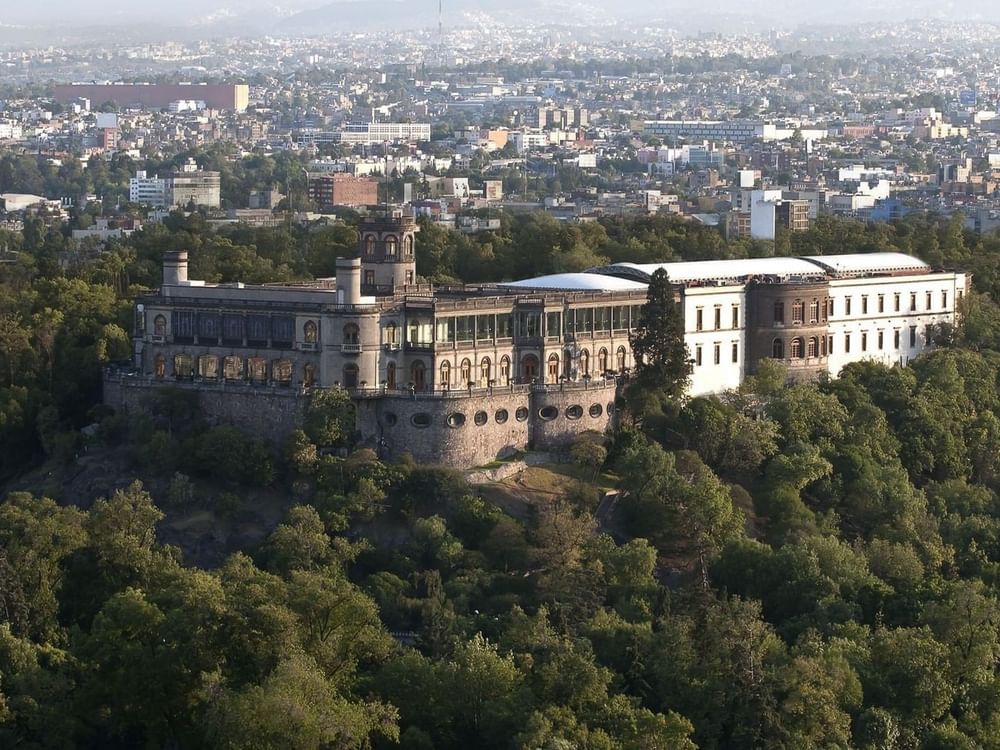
[5,210,1000,746]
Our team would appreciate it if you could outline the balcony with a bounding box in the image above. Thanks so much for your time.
[299,342,318,352]
[341,343,362,354]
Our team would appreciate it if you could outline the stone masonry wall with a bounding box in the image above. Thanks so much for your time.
[106,374,621,468]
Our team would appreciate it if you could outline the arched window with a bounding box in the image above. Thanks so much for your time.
[772,338,784,359]
[547,353,560,384]
[521,354,539,383]
[386,362,396,389]
[410,360,426,390]
[579,349,590,377]
[499,356,511,386]
[154,353,166,379]
[343,323,359,344]
[173,353,193,378]
[248,357,267,382]
[791,337,803,358]
[303,320,317,343]
[303,364,315,388]
[153,314,167,336]
[384,322,397,346]
[198,354,219,379]
[272,359,293,384]
[480,357,491,386]
[385,236,398,257]
[342,363,359,388]
[404,236,414,256]
[598,348,608,375]
[617,346,627,373]
[223,356,243,380]
[364,234,376,256]
[807,337,818,358]
[439,360,451,389]
[460,358,472,385]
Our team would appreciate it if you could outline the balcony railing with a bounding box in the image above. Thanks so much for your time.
[341,343,362,353]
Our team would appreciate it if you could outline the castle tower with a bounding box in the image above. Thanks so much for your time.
[357,208,419,294]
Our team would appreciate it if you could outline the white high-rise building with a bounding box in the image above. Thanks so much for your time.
[129,171,168,207]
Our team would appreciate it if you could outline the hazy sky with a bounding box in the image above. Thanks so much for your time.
[4,0,1000,31]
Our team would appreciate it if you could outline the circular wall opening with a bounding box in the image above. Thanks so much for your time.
[384,412,398,426]
[538,405,559,421]
[495,409,509,424]
[446,412,466,428]
[589,404,603,418]
[566,405,583,420]
[411,413,432,428]
[474,411,488,426]
[515,407,529,422]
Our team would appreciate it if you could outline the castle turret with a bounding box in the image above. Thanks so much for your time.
[358,208,418,294]
[162,250,189,286]
[336,257,362,305]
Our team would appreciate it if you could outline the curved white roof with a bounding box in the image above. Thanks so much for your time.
[596,252,931,284]
[603,257,826,284]
[500,273,648,291]
[799,252,929,276]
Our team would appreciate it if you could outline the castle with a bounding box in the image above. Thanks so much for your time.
[104,209,968,468]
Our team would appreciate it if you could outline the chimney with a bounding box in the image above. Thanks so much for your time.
[336,257,362,305]
[163,250,189,286]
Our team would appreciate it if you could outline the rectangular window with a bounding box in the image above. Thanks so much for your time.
[695,345,703,366]
[894,293,900,312]
[172,310,197,343]
[630,306,642,328]
[828,299,834,317]
[456,316,475,341]
[926,291,932,309]
[575,308,593,333]
[612,306,627,331]
[845,297,852,315]
[594,306,611,332]
[942,291,948,308]
[809,300,819,323]
[696,308,704,332]
[862,296,868,315]
[827,335,833,355]
[878,295,884,313]
[546,311,561,340]
[877,331,884,350]
[792,301,804,324]
[436,318,455,343]
[714,307,722,330]
[732,305,739,328]
[732,342,739,363]
[496,314,513,339]
[910,326,917,347]
[893,329,900,348]
[910,292,917,312]
[713,343,721,365]
[845,333,851,353]
[518,312,541,338]
[774,302,785,325]
[476,314,495,341]
[861,332,867,352]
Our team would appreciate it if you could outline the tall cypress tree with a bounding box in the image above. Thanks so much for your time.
[630,268,691,400]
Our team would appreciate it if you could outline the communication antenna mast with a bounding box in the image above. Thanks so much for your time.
[438,0,443,66]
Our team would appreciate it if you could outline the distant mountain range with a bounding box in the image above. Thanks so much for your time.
[4,0,1000,43]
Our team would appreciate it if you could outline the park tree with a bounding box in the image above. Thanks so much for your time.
[630,268,690,403]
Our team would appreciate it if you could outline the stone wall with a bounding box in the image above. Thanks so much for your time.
[104,374,307,440]
[354,387,532,467]
[106,374,621,469]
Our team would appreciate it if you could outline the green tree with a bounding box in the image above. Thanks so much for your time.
[630,268,690,402]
